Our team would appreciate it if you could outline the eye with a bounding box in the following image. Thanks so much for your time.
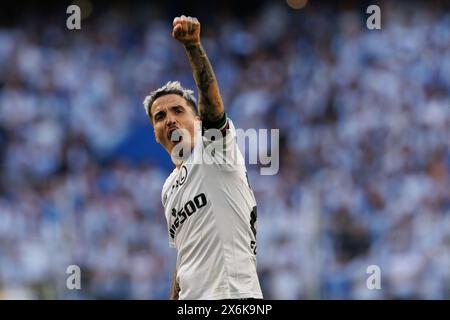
[175,108,182,114]
[154,113,164,121]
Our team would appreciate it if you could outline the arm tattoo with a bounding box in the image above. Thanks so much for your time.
[185,43,224,123]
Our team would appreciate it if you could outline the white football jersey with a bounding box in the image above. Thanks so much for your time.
[161,118,263,300]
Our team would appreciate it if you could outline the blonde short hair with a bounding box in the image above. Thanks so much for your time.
[143,81,198,121]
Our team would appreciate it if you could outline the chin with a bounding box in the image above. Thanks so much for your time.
[170,140,192,164]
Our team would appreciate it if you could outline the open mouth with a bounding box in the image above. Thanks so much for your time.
[167,127,183,144]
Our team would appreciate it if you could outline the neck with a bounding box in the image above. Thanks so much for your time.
[171,154,184,169]
[169,141,196,169]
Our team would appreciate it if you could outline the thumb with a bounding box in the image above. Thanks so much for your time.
[172,24,183,38]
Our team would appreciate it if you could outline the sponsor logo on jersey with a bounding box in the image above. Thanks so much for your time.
[169,193,208,239]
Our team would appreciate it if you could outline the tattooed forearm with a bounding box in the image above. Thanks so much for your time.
[185,43,224,122]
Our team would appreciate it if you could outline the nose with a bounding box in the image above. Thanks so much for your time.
[165,113,177,127]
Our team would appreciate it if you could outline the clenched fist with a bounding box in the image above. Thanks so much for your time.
[172,15,200,46]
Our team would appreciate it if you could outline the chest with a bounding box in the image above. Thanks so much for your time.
[163,164,203,221]
[163,164,211,241]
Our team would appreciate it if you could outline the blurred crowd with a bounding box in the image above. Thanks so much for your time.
[0,1,449,299]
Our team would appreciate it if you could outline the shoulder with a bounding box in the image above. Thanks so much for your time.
[161,168,178,206]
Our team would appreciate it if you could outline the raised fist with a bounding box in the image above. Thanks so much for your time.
[172,15,200,46]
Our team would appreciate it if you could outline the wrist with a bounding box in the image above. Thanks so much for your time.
[184,41,201,50]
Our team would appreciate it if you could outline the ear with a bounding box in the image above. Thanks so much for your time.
[194,116,201,129]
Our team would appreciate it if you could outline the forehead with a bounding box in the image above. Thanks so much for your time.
[152,94,189,115]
